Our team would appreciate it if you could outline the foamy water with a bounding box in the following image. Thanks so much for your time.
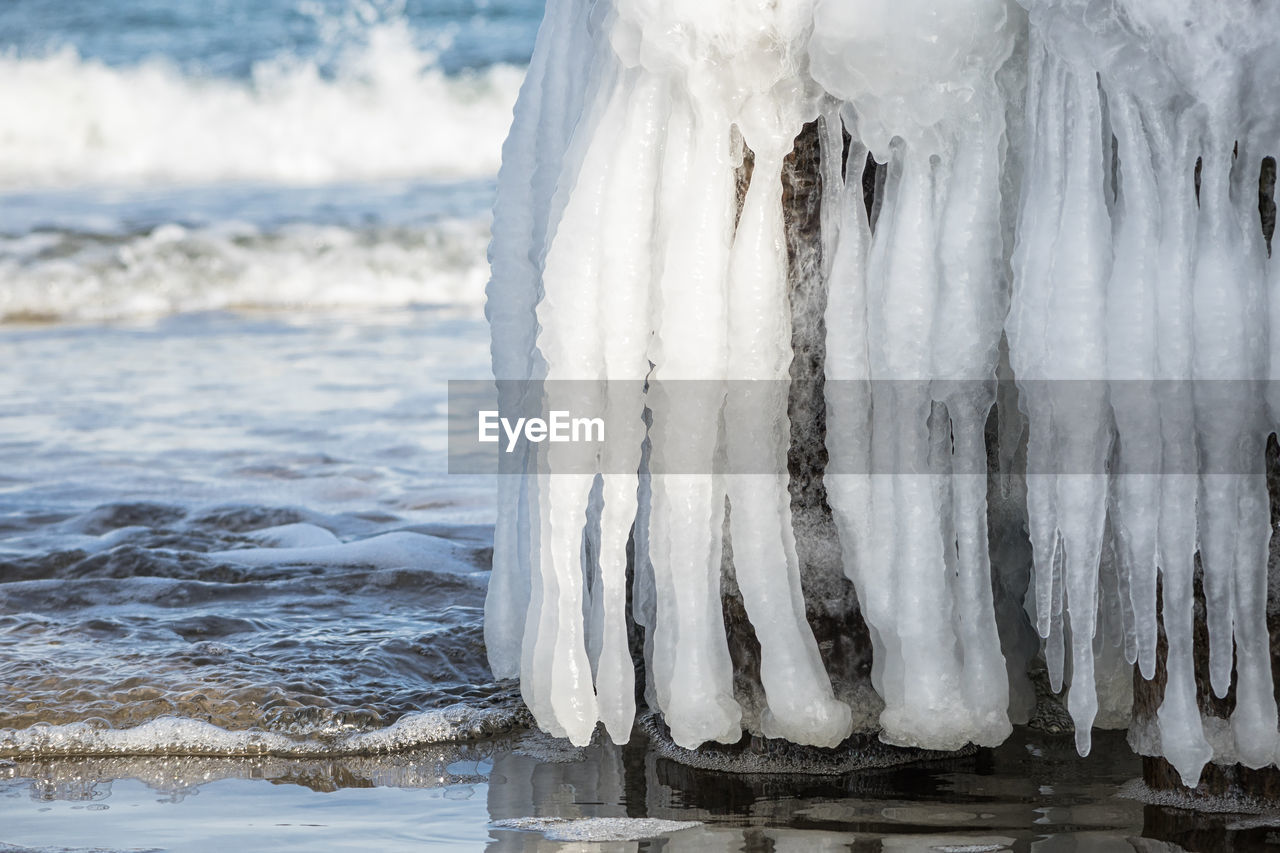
[0,42,523,188]
[0,217,491,323]
[0,0,530,189]
[0,0,530,325]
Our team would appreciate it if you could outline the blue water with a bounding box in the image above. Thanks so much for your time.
[0,0,538,321]
[0,0,530,751]
[0,0,541,75]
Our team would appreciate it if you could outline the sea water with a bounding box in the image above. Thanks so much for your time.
[0,0,528,845]
[0,1,1276,850]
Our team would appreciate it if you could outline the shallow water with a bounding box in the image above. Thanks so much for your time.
[12,309,1259,851]
[1,309,506,749]
[0,0,535,835]
[5,728,1278,851]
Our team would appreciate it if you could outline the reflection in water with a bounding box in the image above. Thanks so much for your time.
[4,727,1280,850]
[483,728,1146,851]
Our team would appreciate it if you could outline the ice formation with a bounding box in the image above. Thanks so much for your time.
[485,0,1280,788]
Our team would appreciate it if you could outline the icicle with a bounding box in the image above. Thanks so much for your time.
[1190,133,1269,705]
[1222,138,1279,768]
[935,106,1015,747]
[822,127,886,711]
[1007,35,1067,647]
[1152,119,1212,788]
[484,0,595,682]
[1009,38,1114,755]
[868,140,975,750]
[1142,1,1280,768]
[724,112,853,748]
[823,126,877,645]
[1050,67,1114,758]
[590,70,670,745]
[528,61,630,744]
[645,85,742,749]
[1105,91,1161,680]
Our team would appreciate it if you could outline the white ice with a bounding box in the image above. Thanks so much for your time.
[486,0,1280,783]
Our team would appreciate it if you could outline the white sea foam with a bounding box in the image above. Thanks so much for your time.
[0,704,528,758]
[0,219,490,322]
[0,25,523,188]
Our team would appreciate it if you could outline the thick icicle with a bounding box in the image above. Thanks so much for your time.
[1193,142,1245,702]
[645,87,742,749]
[725,122,853,747]
[590,70,669,745]
[1105,92,1161,681]
[813,0,1019,751]
[823,129,882,690]
[934,106,1015,747]
[484,0,595,682]
[1218,136,1278,768]
[874,143,974,750]
[1008,32,1114,755]
[1006,35,1065,650]
[529,56,628,745]
[1152,123,1212,789]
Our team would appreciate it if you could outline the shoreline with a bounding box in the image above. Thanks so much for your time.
[7,725,1275,851]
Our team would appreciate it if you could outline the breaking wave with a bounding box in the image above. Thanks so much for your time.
[0,25,523,188]
[0,219,490,323]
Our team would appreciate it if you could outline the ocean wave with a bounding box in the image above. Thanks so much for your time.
[0,219,490,322]
[0,704,529,759]
[0,23,523,188]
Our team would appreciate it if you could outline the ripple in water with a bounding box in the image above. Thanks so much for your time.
[0,501,519,757]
